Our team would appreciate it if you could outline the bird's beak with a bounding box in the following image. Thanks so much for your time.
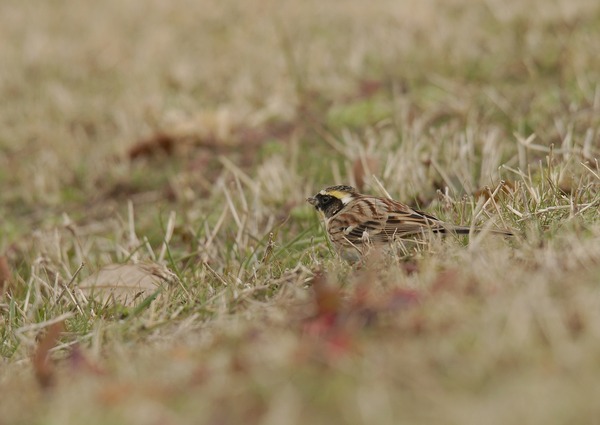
[307,196,317,206]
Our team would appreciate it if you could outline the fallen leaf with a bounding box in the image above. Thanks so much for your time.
[566,310,584,337]
[128,133,176,160]
[97,382,134,406]
[385,288,422,310]
[33,321,64,389]
[430,269,461,294]
[78,263,174,306]
[302,272,342,337]
[400,260,419,275]
[302,272,365,360]
[0,255,10,294]
[357,79,384,99]
[68,344,105,376]
[349,270,421,322]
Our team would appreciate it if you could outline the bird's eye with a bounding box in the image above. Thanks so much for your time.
[321,195,332,204]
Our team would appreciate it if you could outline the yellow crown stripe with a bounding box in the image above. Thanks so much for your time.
[327,190,351,199]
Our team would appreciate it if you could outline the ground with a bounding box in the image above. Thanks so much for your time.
[1,0,600,424]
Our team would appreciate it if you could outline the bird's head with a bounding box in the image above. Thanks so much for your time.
[307,185,357,218]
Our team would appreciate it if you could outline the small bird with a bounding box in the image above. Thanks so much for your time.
[307,185,512,260]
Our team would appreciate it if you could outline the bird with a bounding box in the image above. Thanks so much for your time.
[307,184,512,260]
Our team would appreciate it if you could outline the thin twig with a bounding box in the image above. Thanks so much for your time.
[15,312,75,335]
[56,262,85,305]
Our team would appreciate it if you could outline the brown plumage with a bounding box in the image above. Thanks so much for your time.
[307,185,512,259]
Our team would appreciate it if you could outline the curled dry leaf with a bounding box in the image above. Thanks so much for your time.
[0,255,10,294]
[128,133,176,160]
[33,321,64,389]
[78,263,174,306]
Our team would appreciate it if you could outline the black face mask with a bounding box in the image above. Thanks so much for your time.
[311,193,344,218]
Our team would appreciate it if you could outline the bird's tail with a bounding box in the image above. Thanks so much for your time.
[435,225,513,237]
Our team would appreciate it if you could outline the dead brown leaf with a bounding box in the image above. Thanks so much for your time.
[32,321,64,389]
[400,260,419,276]
[128,133,176,160]
[349,270,422,323]
[0,255,10,294]
[430,269,461,294]
[357,79,384,99]
[235,121,294,147]
[385,288,422,311]
[96,382,134,407]
[302,272,345,347]
[68,344,105,376]
[79,263,173,306]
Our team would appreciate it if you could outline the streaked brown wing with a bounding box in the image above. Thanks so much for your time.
[384,215,439,235]
[383,202,446,235]
[346,212,445,243]
[327,197,385,246]
[328,197,447,246]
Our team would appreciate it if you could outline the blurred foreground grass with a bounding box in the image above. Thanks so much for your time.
[1,0,600,424]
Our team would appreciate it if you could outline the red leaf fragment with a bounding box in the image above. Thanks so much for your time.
[68,344,105,376]
[312,272,342,317]
[430,269,461,294]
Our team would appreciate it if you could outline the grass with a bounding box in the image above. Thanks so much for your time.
[1,0,600,423]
